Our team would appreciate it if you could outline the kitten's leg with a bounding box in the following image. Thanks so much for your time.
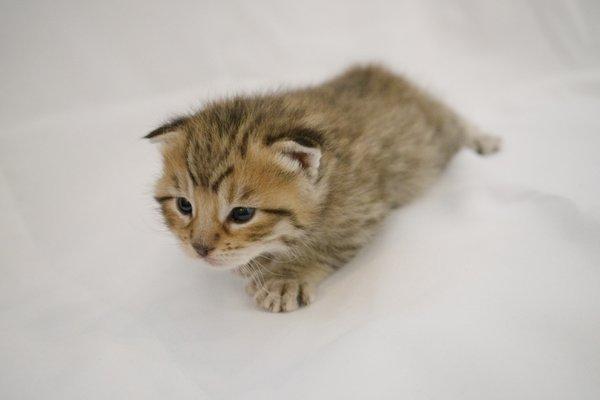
[245,262,333,313]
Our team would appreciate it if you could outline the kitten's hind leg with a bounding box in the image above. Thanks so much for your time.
[463,123,502,155]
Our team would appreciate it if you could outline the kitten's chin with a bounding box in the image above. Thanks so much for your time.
[202,257,240,270]
[203,254,260,271]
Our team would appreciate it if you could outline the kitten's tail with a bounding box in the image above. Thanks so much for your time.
[461,121,502,156]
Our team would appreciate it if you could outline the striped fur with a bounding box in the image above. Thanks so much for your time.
[147,64,501,312]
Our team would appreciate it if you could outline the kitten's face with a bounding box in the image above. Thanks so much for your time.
[148,108,324,270]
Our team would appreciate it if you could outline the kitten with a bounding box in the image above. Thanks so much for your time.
[146,65,500,312]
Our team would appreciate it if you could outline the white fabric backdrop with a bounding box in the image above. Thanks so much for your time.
[1,1,599,399]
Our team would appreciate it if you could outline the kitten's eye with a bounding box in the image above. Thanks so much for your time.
[229,207,255,223]
[176,197,193,215]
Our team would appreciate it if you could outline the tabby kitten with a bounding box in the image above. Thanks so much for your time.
[146,65,500,312]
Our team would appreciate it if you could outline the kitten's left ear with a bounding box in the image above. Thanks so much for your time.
[268,129,323,181]
[144,117,188,144]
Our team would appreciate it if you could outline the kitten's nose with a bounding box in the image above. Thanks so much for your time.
[192,243,214,257]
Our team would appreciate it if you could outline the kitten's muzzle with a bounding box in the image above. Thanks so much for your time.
[192,243,214,258]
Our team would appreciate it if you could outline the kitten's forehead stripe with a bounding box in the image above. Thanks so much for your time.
[238,113,265,157]
[238,129,251,158]
[185,137,202,187]
[211,166,234,193]
[214,143,233,168]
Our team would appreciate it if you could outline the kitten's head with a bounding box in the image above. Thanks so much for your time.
[146,98,326,270]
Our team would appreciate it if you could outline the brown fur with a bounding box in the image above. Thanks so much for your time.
[146,65,501,312]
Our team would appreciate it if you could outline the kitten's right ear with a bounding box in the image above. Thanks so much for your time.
[144,117,188,144]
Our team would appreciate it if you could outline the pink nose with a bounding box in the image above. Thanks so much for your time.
[192,243,214,257]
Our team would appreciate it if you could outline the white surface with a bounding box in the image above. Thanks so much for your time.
[1,1,600,399]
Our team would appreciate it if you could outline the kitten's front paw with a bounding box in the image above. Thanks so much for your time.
[246,278,315,313]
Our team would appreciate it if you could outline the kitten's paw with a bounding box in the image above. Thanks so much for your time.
[469,133,502,155]
[246,278,315,313]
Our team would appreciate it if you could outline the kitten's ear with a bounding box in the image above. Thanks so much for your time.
[268,129,323,181]
[144,117,188,144]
